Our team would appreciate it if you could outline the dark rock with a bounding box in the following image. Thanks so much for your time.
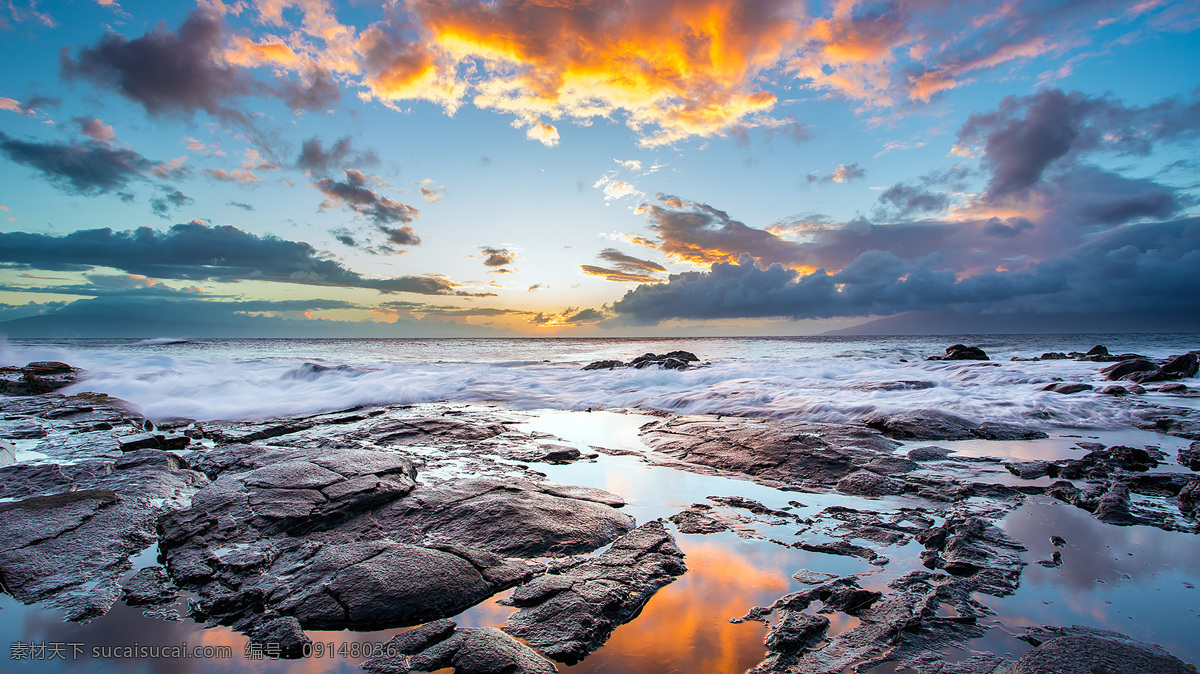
[117,432,190,452]
[1101,359,1158,381]
[1039,352,1069,360]
[1179,442,1200,471]
[1086,345,1109,357]
[122,566,178,606]
[845,380,937,391]
[1036,551,1063,568]
[908,446,952,461]
[0,361,81,396]
[582,360,624,371]
[629,351,701,370]
[0,489,157,620]
[1161,351,1199,379]
[1100,385,1129,396]
[1058,445,1160,480]
[792,570,839,585]
[862,455,919,474]
[538,445,582,464]
[1007,626,1194,674]
[865,409,1046,442]
[929,344,989,361]
[640,415,900,488]
[765,612,829,652]
[1040,383,1092,395]
[1159,383,1189,394]
[796,540,885,565]
[916,516,1026,596]
[836,470,905,496]
[668,507,730,534]
[1003,460,1057,480]
[1178,478,1200,519]
[364,621,557,674]
[503,520,687,663]
[245,616,310,660]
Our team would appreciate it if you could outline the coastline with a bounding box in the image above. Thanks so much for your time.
[0,341,1198,673]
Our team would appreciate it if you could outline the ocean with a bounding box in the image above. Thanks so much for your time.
[3,334,1198,425]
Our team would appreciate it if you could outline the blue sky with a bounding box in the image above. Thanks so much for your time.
[1,0,1198,336]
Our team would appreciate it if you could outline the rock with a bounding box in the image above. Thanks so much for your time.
[364,621,557,674]
[797,540,885,564]
[0,489,157,621]
[765,612,829,652]
[1101,359,1158,381]
[538,445,581,464]
[865,409,1046,441]
[836,470,906,496]
[1161,351,1199,379]
[929,345,989,361]
[792,570,839,585]
[1006,627,1194,674]
[0,361,81,396]
[0,438,15,467]
[245,616,310,660]
[639,415,900,488]
[916,516,1026,597]
[1086,345,1109,357]
[1040,383,1092,395]
[582,359,624,371]
[122,566,178,606]
[668,507,730,534]
[1179,442,1200,471]
[503,520,687,663]
[1058,445,1160,479]
[1159,383,1189,394]
[1003,460,1057,480]
[1100,385,1129,396]
[908,446,952,461]
[118,432,190,452]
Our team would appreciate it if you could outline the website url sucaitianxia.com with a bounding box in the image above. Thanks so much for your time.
[10,642,233,661]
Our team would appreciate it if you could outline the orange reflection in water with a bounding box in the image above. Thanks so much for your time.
[557,539,791,674]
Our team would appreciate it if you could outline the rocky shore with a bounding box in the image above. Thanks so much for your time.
[1,346,1198,673]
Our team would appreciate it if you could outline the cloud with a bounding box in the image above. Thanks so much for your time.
[876,183,951,217]
[0,131,172,194]
[75,117,116,143]
[227,200,254,211]
[314,168,421,228]
[807,163,866,184]
[565,308,606,324]
[149,190,193,218]
[481,247,516,268]
[957,88,1200,198]
[419,178,445,203]
[0,222,465,295]
[61,10,259,123]
[358,0,805,146]
[580,247,668,283]
[377,224,421,246]
[632,194,807,267]
[594,172,643,201]
[296,136,377,173]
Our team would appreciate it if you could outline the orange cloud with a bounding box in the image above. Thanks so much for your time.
[359,0,807,146]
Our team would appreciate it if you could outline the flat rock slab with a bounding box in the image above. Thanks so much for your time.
[1007,626,1194,674]
[639,415,901,487]
[865,409,1047,441]
[363,620,557,674]
[503,520,687,664]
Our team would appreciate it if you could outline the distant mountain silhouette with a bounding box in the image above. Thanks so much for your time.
[822,311,1200,336]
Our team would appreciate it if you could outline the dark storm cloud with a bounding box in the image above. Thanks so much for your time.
[565,308,606,324]
[314,169,421,230]
[60,10,257,123]
[0,223,461,295]
[958,88,1200,198]
[0,132,158,194]
[608,217,1200,326]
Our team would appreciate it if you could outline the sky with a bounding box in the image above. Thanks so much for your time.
[0,0,1198,337]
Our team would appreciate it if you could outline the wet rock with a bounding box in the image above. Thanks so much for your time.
[640,415,900,488]
[1101,358,1159,381]
[865,409,1046,441]
[0,489,157,621]
[1161,351,1199,379]
[1086,345,1109,357]
[503,520,686,663]
[118,432,190,452]
[538,445,581,464]
[1003,460,1057,480]
[244,616,310,660]
[1008,626,1194,674]
[0,361,81,396]
[836,470,906,496]
[916,516,1026,596]
[765,612,829,652]
[1058,445,1161,480]
[1036,551,1063,568]
[908,446,952,461]
[1040,383,1092,395]
[797,540,885,565]
[1100,385,1129,396]
[122,565,178,606]
[1179,442,1200,471]
[381,477,634,558]
[929,345,989,361]
[1159,382,1190,394]
[845,380,937,392]
[1177,478,1200,519]
[364,621,557,674]
[668,506,730,534]
[581,359,624,371]
[792,570,839,584]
